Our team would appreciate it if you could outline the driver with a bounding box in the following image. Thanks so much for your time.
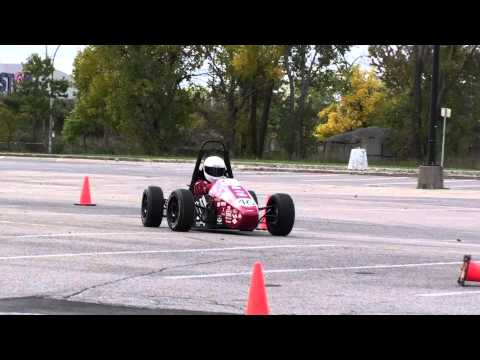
[194,155,227,195]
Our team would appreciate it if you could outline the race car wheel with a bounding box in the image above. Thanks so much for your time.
[266,193,295,236]
[248,190,258,205]
[167,189,195,232]
[141,186,164,227]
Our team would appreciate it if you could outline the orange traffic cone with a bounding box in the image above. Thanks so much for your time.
[75,176,96,206]
[245,262,269,315]
[458,255,480,286]
[258,195,270,230]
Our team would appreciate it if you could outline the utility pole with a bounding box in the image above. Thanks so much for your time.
[417,45,444,189]
[47,45,61,154]
[426,45,440,166]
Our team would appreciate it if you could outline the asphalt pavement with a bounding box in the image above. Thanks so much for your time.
[1,156,480,314]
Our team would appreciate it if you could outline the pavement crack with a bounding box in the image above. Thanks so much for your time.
[62,267,169,300]
[62,257,240,300]
[209,300,244,312]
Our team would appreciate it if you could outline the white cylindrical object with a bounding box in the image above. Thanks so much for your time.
[348,148,368,170]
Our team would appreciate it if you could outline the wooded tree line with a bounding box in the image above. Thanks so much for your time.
[2,45,480,163]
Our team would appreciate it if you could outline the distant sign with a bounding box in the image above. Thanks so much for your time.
[0,72,14,95]
[441,108,452,118]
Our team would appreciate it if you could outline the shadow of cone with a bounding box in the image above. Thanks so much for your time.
[245,262,269,315]
[458,255,480,286]
[74,176,96,206]
[258,195,270,230]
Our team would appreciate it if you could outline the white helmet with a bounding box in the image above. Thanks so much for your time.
[203,156,226,183]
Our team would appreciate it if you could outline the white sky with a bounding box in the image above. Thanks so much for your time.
[0,45,370,76]
[0,45,86,74]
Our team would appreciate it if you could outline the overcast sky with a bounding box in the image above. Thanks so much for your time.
[0,45,370,75]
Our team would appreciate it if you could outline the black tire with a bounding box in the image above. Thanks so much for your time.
[167,189,195,232]
[141,186,164,227]
[248,190,258,205]
[266,193,295,236]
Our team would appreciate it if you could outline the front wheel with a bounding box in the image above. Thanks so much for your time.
[141,186,164,227]
[266,193,295,236]
[167,189,195,231]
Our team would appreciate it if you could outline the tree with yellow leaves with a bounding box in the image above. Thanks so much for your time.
[314,66,385,140]
[231,45,284,157]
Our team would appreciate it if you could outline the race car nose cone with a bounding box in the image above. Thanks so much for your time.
[238,208,259,231]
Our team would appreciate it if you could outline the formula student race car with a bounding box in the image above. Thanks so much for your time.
[140,140,295,236]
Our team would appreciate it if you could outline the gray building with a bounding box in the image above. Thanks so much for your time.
[0,63,76,98]
[319,127,393,162]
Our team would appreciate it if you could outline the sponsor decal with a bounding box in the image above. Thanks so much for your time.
[236,198,256,207]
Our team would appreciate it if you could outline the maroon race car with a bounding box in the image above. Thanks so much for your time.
[141,140,295,236]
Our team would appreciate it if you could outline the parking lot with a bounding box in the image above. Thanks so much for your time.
[1,156,480,314]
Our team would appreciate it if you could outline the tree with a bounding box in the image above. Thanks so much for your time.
[15,54,69,146]
[0,101,19,150]
[369,45,480,162]
[282,45,350,159]
[67,45,204,154]
[314,66,385,139]
[231,45,284,158]
[201,45,249,154]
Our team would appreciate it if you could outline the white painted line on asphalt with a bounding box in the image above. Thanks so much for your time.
[0,244,341,261]
[367,181,417,186]
[0,312,44,315]
[0,220,50,227]
[447,184,480,189]
[416,290,480,298]
[302,177,408,182]
[305,231,480,250]
[14,232,152,238]
[446,180,480,183]
[162,261,461,280]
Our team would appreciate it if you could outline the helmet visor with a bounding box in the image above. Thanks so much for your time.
[205,166,225,178]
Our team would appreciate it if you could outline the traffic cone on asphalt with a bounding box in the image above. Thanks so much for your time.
[74,176,96,206]
[458,255,480,286]
[245,262,269,315]
[258,195,270,230]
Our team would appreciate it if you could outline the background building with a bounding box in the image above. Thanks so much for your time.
[0,63,76,98]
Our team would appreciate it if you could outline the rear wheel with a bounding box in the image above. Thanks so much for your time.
[167,189,195,231]
[266,193,295,236]
[141,186,164,227]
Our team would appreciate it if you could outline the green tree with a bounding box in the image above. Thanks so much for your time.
[15,54,69,147]
[282,45,350,159]
[231,45,284,158]
[369,45,480,162]
[67,45,204,154]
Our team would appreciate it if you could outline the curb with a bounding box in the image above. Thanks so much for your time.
[1,152,480,179]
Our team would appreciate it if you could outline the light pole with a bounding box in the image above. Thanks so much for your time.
[426,45,440,166]
[46,45,61,154]
[417,45,444,189]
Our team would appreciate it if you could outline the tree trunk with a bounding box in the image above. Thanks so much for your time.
[295,46,310,159]
[284,47,296,159]
[226,95,238,156]
[248,83,258,157]
[258,80,274,159]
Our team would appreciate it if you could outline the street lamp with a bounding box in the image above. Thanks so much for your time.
[46,45,61,154]
[417,45,444,189]
[426,45,440,166]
